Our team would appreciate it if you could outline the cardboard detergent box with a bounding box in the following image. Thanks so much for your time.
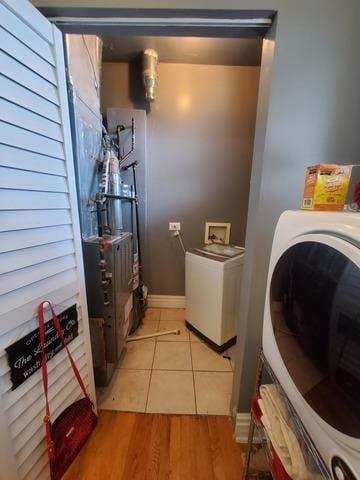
[301,164,360,211]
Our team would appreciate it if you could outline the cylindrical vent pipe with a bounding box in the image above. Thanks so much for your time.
[107,150,123,235]
[142,48,158,102]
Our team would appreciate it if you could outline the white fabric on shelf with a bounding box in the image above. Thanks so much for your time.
[258,384,310,480]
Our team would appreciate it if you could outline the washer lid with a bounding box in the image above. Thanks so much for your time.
[198,244,244,258]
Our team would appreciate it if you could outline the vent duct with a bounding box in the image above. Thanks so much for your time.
[142,48,158,102]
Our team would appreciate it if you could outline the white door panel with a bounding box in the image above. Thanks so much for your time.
[0,1,95,479]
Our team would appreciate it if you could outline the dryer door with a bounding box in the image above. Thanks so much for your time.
[264,233,360,443]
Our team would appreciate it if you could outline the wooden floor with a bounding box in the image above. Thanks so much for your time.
[63,410,243,480]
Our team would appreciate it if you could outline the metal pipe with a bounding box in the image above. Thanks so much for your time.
[96,201,103,238]
[131,117,135,152]
[132,164,143,270]
[126,329,180,342]
[103,193,136,201]
[107,150,123,234]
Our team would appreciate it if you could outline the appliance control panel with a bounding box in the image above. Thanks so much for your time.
[332,457,356,480]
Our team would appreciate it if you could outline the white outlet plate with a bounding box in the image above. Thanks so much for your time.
[169,222,181,231]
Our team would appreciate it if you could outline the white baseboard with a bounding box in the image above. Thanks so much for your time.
[234,413,261,443]
[147,295,186,309]
[234,413,251,443]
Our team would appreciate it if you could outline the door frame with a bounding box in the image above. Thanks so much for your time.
[37,7,274,38]
[41,7,278,422]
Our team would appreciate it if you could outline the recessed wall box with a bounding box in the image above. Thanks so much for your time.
[204,222,231,244]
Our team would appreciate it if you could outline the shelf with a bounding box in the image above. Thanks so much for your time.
[243,350,332,480]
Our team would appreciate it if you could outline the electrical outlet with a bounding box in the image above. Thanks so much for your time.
[169,222,181,231]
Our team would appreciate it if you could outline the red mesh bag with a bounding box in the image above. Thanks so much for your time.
[38,301,98,480]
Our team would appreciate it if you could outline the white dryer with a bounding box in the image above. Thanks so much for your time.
[263,210,360,479]
[185,244,245,352]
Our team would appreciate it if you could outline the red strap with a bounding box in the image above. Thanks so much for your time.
[37,301,89,456]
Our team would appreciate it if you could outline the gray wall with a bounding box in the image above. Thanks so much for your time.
[33,0,360,414]
[101,62,260,295]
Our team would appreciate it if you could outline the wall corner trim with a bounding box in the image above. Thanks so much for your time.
[147,295,186,309]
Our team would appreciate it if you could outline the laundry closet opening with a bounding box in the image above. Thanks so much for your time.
[61,17,271,416]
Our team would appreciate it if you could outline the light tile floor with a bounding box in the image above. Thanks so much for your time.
[97,308,236,415]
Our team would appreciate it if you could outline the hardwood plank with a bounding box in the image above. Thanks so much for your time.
[195,417,215,480]
[207,416,243,480]
[63,411,243,480]
[121,413,154,480]
[109,413,137,480]
[179,415,197,479]
[63,411,137,480]
[152,415,170,480]
[169,416,181,480]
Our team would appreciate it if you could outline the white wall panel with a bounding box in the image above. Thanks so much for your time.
[0,167,67,193]
[0,122,64,159]
[0,190,69,210]
[0,240,75,274]
[0,4,54,65]
[1,0,53,44]
[0,255,76,295]
[3,336,84,409]
[0,225,73,253]
[0,52,58,105]
[0,77,61,124]
[0,272,78,325]
[0,27,56,84]
[0,145,65,176]
[0,209,72,232]
[0,1,96,479]
[0,99,63,141]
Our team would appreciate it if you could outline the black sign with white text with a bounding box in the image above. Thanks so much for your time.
[5,304,78,390]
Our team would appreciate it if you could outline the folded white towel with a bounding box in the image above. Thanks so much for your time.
[260,387,287,448]
[258,384,311,480]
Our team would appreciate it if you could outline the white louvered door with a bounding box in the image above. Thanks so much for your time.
[0,1,95,479]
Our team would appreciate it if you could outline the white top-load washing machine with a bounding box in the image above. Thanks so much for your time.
[263,210,360,480]
[185,243,245,352]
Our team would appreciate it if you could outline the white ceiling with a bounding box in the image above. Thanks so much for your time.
[102,36,262,66]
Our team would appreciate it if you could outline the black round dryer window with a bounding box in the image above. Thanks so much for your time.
[271,241,360,438]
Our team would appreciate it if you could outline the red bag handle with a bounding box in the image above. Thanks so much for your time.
[37,301,89,457]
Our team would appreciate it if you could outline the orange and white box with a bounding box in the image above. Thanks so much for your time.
[301,164,352,211]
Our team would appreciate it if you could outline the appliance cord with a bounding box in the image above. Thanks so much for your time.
[173,230,186,255]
